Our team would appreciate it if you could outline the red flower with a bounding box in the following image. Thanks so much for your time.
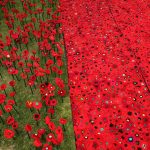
[4,104,13,113]
[7,99,15,105]
[55,78,65,88]
[26,101,33,109]
[0,84,7,90]
[47,108,55,115]
[45,116,51,125]
[9,80,16,87]
[59,118,67,125]
[20,73,27,79]
[12,121,18,129]
[33,113,40,121]
[18,61,24,68]
[0,93,6,104]
[46,133,55,142]
[58,89,66,97]
[0,110,2,116]
[47,84,55,91]
[4,129,15,139]
[37,128,45,135]
[33,139,42,147]
[6,116,15,125]
[33,101,42,110]
[25,124,32,132]
[48,121,56,131]
[50,99,57,106]
[8,67,18,75]
[42,144,52,150]
[9,91,16,97]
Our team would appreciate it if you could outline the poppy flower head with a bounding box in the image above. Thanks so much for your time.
[33,139,42,147]
[4,129,15,139]
[9,91,16,97]
[6,116,15,125]
[0,84,7,90]
[0,93,6,104]
[12,121,18,130]
[37,128,45,135]
[46,133,54,142]
[33,113,41,121]
[4,104,13,113]
[7,99,15,105]
[59,118,67,125]
[58,89,66,97]
[26,101,33,109]
[33,101,42,110]
[25,124,32,132]
[9,80,16,87]
[45,116,51,125]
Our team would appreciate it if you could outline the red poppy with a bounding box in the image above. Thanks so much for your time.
[47,108,55,115]
[46,59,53,68]
[47,84,55,91]
[50,99,57,106]
[55,78,65,88]
[37,128,45,135]
[45,116,51,125]
[59,118,67,125]
[26,101,33,109]
[4,104,13,113]
[48,121,56,131]
[28,80,34,86]
[42,144,52,150]
[12,121,18,130]
[33,101,42,110]
[6,116,15,125]
[8,67,18,75]
[0,84,7,90]
[7,99,15,105]
[18,61,24,68]
[0,93,6,104]
[20,73,27,79]
[4,129,15,139]
[46,133,55,142]
[57,89,66,97]
[33,113,40,121]
[33,139,42,147]
[25,124,32,132]
[9,91,16,97]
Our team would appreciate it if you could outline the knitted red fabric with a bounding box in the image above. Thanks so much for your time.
[60,0,150,149]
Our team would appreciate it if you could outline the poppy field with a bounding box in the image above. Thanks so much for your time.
[0,0,75,149]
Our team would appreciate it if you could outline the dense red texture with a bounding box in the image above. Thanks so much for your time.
[60,0,150,149]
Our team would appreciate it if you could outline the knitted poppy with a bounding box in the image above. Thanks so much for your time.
[12,121,18,130]
[25,124,32,132]
[4,104,12,113]
[0,84,7,90]
[33,113,40,121]
[26,101,33,109]
[0,94,6,104]
[46,133,55,143]
[4,129,15,139]
[6,116,15,125]
[59,118,67,125]
[33,101,42,110]
[33,139,42,147]
[42,144,52,150]
[7,99,15,105]
[9,91,16,97]
[57,89,66,97]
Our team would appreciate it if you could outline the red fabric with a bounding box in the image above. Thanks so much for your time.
[60,0,150,149]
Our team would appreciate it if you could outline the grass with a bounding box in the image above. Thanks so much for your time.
[0,0,75,149]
